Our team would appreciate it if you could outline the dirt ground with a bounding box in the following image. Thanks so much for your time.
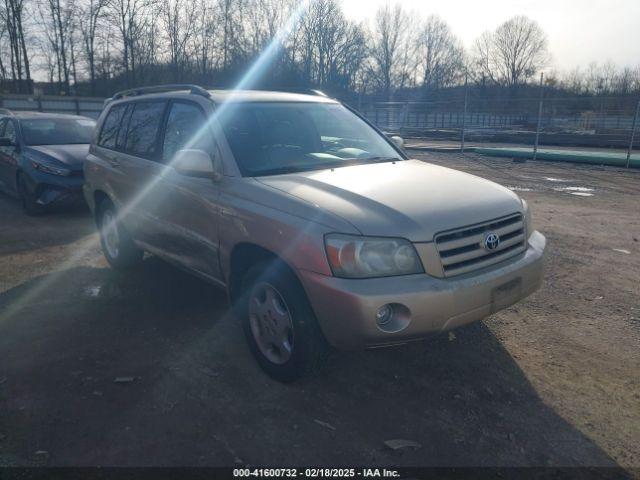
[0,152,638,470]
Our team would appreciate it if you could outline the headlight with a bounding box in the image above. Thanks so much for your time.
[31,159,71,176]
[324,234,423,278]
[522,199,533,238]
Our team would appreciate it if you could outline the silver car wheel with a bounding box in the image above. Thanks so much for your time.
[248,282,294,365]
[101,210,120,259]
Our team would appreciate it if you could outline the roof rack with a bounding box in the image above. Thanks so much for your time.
[308,89,328,97]
[282,88,330,97]
[110,84,211,101]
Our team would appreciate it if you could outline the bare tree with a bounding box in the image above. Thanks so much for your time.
[108,0,153,86]
[368,3,418,99]
[0,6,8,79]
[473,16,548,87]
[3,0,32,91]
[192,0,217,79]
[293,0,366,91]
[216,0,245,71]
[95,23,115,80]
[417,15,464,90]
[79,0,108,94]
[36,0,76,93]
[161,0,196,81]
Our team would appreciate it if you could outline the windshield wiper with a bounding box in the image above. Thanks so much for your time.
[251,157,402,177]
[252,162,343,176]
[362,156,402,163]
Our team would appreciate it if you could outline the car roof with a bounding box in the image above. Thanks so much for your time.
[2,111,94,121]
[108,89,339,106]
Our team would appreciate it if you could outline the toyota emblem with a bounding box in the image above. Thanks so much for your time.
[483,232,500,251]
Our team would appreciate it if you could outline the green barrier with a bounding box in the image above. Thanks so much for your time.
[474,147,640,168]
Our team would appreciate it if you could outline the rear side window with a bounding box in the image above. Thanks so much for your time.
[98,104,126,149]
[116,104,134,149]
[124,102,166,158]
[162,102,213,163]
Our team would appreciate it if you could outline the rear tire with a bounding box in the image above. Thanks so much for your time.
[240,260,329,383]
[96,199,144,270]
[17,174,43,216]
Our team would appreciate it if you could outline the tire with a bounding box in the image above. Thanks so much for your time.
[96,199,144,270]
[17,174,43,216]
[240,260,329,382]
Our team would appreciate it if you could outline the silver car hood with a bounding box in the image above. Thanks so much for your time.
[256,159,524,242]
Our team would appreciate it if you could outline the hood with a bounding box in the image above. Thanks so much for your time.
[257,159,524,242]
[25,144,89,168]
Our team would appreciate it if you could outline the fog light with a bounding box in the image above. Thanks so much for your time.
[376,304,393,326]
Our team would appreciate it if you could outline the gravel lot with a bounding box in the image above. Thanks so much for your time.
[0,151,638,469]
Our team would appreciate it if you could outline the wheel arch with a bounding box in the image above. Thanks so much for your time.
[92,190,113,226]
[228,242,301,304]
[93,190,111,208]
[15,169,33,195]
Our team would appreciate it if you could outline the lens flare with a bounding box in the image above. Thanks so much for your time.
[0,0,316,324]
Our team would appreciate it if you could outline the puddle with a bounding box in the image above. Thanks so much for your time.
[569,192,594,197]
[507,186,534,192]
[563,186,594,192]
[553,186,595,197]
[84,285,101,297]
[83,283,125,299]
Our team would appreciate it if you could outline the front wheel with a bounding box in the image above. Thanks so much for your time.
[241,260,329,382]
[97,199,144,269]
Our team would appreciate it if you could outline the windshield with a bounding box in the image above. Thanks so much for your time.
[218,102,403,176]
[21,118,96,146]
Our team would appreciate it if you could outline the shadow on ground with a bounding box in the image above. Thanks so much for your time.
[0,257,626,469]
[0,194,93,256]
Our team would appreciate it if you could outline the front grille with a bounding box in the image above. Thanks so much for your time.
[435,213,526,277]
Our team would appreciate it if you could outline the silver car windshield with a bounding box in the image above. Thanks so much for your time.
[218,102,403,176]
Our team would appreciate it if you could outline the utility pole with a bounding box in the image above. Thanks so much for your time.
[533,72,544,161]
[627,98,640,168]
[461,73,469,154]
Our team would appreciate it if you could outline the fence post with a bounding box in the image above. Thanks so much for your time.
[461,74,468,153]
[533,72,545,161]
[402,102,409,132]
[626,98,640,168]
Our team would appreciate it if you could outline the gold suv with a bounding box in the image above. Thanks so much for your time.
[84,85,546,381]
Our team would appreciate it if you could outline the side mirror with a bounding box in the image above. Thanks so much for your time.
[0,137,16,147]
[173,149,222,180]
[390,136,404,149]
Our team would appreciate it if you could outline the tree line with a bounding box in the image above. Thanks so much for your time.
[1,0,639,99]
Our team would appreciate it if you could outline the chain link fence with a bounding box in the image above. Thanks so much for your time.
[352,91,640,167]
[1,90,638,166]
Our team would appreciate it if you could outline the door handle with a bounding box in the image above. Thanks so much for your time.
[107,158,120,168]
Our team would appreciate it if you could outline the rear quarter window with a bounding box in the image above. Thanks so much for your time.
[123,102,166,158]
[98,104,126,149]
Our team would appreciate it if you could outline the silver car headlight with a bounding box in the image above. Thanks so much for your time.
[324,234,423,278]
[522,199,533,238]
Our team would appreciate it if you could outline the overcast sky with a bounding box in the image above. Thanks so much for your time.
[341,0,640,71]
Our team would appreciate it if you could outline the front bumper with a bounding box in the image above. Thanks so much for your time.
[299,231,546,350]
[23,169,85,208]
